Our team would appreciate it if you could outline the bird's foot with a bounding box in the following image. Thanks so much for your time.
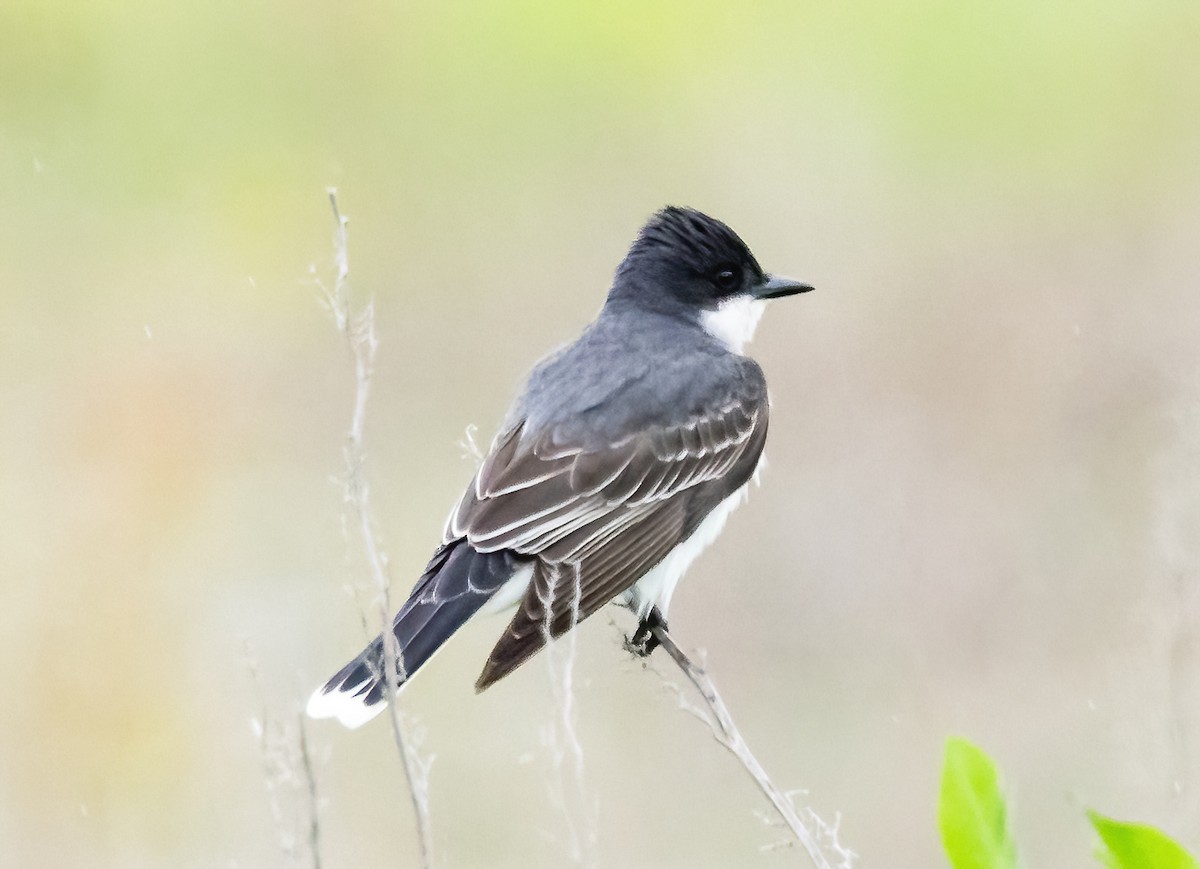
[624,607,667,658]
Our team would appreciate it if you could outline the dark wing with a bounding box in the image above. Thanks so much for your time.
[446,388,769,691]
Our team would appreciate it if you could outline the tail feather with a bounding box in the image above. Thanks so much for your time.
[306,541,522,728]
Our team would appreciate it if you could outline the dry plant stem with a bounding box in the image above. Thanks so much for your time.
[649,624,839,869]
[538,565,597,866]
[325,190,435,869]
[381,631,435,869]
[247,645,323,869]
[297,715,324,869]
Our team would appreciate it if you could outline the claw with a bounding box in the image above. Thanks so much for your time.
[624,607,668,658]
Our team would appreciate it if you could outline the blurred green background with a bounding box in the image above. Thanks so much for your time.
[3,0,1199,866]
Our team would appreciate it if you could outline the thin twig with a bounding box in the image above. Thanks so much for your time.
[297,714,324,869]
[322,189,435,869]
[538,564,598,865]
[649,624,855,868]
[247,645,323,869]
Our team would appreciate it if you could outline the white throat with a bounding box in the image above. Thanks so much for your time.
[700,296,766,354]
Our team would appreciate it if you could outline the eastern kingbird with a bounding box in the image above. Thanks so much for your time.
[308,206,812,727]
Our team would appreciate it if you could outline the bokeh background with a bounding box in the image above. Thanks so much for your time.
[3,1,1199,866]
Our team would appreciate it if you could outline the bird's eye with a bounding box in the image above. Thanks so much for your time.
[711,264,741,292]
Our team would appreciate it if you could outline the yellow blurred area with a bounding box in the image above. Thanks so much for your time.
[2,0,1199,866]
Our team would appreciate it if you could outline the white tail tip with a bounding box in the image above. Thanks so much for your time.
[305,680,388,729]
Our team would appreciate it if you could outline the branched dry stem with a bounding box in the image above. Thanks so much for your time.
[247,647,324,869]
[538,564,598,866]
[320,189,435,869]
[649,624,855,869]
[297,713,324,869]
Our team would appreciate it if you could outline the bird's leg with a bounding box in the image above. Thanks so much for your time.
[625,606,668,658]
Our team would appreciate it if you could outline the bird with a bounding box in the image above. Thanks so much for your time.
[307,206,813,728]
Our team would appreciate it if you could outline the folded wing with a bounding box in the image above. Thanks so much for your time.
[446,387,770,690]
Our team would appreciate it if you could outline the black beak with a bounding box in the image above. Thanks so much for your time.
[753,274,815,300]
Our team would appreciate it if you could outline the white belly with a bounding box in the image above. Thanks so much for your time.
[625,484,749,619]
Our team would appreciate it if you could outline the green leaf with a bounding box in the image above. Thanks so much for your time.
[938,736,1019,869]
[1088,811,1198,869]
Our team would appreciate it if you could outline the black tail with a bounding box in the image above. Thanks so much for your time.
[307,540,523,728]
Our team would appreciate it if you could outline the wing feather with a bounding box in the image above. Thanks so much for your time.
[453,395,766,559]
[474,500,689,690]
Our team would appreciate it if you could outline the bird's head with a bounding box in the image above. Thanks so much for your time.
[610,206,813,351]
